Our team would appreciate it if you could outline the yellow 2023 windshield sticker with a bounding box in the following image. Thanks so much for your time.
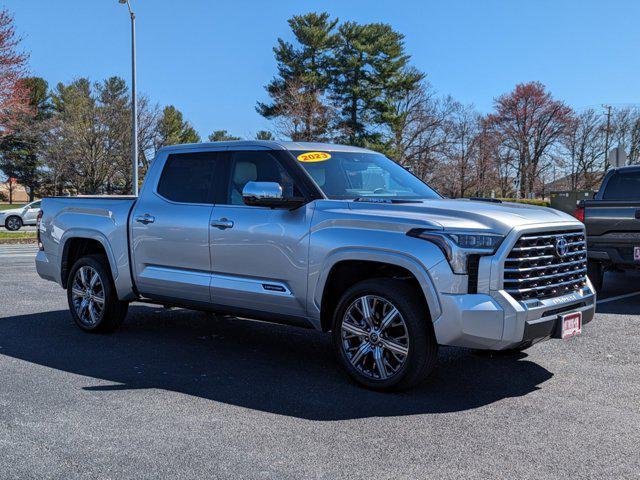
[297,151,331,162]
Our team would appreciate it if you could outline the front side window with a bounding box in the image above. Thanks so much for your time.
[291,150,441,200]
[226,151,302,205]
[157,152,219,204]
[602,171,640,200]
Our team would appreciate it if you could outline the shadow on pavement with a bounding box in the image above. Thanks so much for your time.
[595,270,640,315]
[0,305,553,421]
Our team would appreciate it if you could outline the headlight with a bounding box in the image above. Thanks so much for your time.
[407,229,504,274]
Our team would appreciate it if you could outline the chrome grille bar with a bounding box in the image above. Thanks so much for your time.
[503,228,588,301]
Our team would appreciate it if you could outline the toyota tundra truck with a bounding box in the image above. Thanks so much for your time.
[35,141,595,390]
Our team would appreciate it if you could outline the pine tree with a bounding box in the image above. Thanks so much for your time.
[257,12,338,140]
[255,130,275,141]
[208,130,241,142]
[156,105,200,148]
[330,22,423,149]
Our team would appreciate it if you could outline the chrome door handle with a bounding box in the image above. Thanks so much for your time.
[211,218,234,230]
[135,214,155,224]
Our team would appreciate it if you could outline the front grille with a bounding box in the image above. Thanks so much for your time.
[503,229,587,301]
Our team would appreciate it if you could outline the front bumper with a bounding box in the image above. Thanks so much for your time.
[433,285,595,349]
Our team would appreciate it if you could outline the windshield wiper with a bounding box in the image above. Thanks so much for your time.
[353,197,422,204]
[468,197,502,203]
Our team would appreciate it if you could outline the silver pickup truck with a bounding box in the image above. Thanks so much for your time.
[36,141,595,390]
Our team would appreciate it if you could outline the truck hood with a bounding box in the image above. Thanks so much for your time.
[347,198,580,235]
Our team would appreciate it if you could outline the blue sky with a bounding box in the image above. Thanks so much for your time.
[5,0,640,139]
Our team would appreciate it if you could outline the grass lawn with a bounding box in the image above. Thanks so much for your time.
[0,204,25,211]
[0,231,37,240]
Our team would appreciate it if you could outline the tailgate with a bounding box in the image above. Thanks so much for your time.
[584,201,640,264]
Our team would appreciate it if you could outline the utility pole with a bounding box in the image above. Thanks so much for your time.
[602,104,612,172]
[119,0,138,196]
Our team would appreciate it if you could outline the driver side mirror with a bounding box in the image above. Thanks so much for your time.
[242,181,305,209]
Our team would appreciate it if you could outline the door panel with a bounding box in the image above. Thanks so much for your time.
[209,203,313,316]
[209,150,313,317]
[131,151,221,304]
[23,202,41,223]
[132,196,213,302]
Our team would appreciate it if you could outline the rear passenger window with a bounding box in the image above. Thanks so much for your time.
[157,152,219,204]
[602,172,640,200]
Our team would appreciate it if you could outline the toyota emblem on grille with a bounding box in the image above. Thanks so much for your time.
[555,236,569,257]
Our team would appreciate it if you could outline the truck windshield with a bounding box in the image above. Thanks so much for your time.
[291,150,441,200]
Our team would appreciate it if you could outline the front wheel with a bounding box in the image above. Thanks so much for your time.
[331,278,438,391]
[67,254,128,333]
[5,216,22,231]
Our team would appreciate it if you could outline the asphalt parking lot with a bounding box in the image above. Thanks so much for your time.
[1,244,639,479]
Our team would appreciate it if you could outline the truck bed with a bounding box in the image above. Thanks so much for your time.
[582,200,640,266]
[37,196,138,300]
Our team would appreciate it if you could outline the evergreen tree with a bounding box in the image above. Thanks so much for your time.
[257,12,338,140]
[156,105,200,147]
[208,130,241,142]
[330,22,423,148]
[255,130,275,141]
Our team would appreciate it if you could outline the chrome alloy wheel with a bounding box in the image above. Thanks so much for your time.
[71,266,105,327]
[341,295,409,381]
[6,216,20,230]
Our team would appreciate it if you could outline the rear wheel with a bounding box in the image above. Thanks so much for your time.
[587,260,604,293]
[67,254,128,333]
[5,215,22,231]
[331,278,438,391]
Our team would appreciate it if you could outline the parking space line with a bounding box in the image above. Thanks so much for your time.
[597,291,640,305]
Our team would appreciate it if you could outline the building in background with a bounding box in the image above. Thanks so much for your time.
[0,178,30,203]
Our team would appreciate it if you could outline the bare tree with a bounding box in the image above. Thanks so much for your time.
[385,83,453,176]
[610,107,640,165]
[562,109,604,190]
[486,82,574,198]
[0,8,29,136]
[440,102,481,198]
[268,79,335,141]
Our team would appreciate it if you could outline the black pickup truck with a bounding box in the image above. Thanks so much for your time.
[575,165,640,291]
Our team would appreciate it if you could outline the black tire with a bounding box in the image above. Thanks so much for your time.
[331,278,438,391]
[5,215,22,231]
[66,254,128,333]
[587,260,604,293]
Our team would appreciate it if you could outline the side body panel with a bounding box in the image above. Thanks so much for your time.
[209,203,314,317]
[129,149,221,304]
[307,200,449,330]
[36,197,137,300]
[22,203,41,224]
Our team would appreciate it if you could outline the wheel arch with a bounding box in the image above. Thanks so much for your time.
[60,231,117,289]
[315,249,442,332]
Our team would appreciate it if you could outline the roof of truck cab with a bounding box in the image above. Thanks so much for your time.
[612,165,640,173]
[157,140,374,154]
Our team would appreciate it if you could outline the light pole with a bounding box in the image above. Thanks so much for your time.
[119,0,138,196]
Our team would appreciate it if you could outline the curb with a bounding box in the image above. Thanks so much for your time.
[0,238,37,245]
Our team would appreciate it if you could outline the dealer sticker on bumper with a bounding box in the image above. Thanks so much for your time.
[634,246,640,261]
[561,312,582,340]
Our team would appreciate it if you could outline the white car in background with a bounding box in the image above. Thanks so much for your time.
[0,200,41,231]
